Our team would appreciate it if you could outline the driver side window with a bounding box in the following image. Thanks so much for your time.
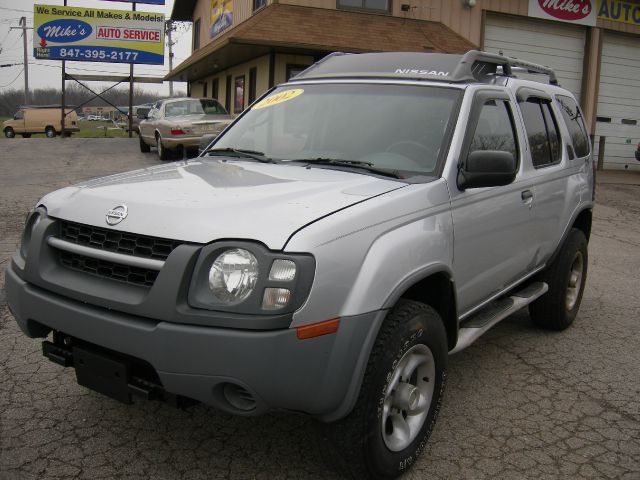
[470,100,518,160]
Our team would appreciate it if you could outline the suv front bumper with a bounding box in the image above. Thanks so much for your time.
[5,261,383,420]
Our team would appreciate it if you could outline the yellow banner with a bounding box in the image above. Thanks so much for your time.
[33,4,165,64]
[597,0,640,26]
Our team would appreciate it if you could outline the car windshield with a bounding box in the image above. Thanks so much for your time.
[211,83,460,175]
[165,99,228,117]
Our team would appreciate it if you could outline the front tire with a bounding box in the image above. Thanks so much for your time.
[45,126,56,138]
[4,128,15,138]
[529,228,588,330]
[329,300,448,479]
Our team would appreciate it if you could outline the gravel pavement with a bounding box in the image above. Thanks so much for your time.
[1,138,639,479]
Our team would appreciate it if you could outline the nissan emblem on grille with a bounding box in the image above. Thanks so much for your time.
[105,205,128,226]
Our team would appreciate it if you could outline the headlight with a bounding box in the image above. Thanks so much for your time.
[188,241,315,315]
[20,206,46,258]
[208,249,259,305]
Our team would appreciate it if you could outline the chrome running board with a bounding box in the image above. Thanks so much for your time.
[450,282,548,355]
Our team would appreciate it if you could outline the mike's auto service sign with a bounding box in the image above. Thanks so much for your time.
[33,4,165,65]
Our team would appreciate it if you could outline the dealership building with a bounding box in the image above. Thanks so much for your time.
[166,0,640,170]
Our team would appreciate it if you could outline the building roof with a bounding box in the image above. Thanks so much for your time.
[165,4,477,82]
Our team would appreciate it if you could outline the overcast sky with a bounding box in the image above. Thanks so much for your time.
[0,0,192,96]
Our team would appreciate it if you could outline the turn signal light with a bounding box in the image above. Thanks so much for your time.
[296,318,340,340]
[170,129,186,135]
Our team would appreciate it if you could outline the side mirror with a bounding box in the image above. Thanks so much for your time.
[457,150,516,190]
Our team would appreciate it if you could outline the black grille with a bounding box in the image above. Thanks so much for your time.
[59,251,159,287]
[59,220,181,260]
[56,220,184,288]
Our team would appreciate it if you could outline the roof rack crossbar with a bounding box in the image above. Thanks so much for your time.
[457,50,558,85]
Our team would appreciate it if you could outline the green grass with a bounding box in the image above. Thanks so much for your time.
[1,119,134,139]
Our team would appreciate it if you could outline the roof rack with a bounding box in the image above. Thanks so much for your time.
[291,50,558,86]
[455,50,558,85]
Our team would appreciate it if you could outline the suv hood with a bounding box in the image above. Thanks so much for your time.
[40,159,406,249]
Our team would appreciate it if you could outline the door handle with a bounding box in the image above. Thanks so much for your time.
[521,189,534,207]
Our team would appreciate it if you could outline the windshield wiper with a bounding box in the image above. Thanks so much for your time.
[204,148,277,163]
[290,158,402,179]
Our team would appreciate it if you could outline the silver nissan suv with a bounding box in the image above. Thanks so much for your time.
[6,51,594,479]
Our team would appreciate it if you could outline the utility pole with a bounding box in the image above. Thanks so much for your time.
[128,2,136,138]
[61,1,67,137]
[166,19,175,97]
[10,17,31,104]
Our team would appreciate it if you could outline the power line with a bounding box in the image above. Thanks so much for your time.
[0,7,32,13]
[0,29,12,45]
[0,67,23,88]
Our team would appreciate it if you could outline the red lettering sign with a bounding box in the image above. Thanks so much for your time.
[539,0,593,21]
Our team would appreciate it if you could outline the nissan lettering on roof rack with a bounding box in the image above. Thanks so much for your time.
[6,50,594,479]
[394,69,450,76]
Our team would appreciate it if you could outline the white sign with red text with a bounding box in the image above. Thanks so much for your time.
[528,0,597,26]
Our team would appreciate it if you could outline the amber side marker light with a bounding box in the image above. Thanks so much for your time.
[296,318,340,340]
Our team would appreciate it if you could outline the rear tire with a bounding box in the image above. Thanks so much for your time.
[139,134,151,153]
[45,126,56,138]
[4,128,15,138]
[529,228,588,330]
[327,299,448,479]
[156,134,170,161]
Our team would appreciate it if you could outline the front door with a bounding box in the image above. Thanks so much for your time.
[12,110,26,133]
[450,92,538,316]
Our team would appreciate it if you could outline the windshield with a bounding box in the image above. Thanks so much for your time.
[165,99,228,117]
[211,83,460,175]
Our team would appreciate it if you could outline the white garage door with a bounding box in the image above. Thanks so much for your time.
[483,14,586,101]
[594,33,640,171]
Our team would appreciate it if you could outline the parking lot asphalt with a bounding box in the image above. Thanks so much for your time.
[1,138,639,480]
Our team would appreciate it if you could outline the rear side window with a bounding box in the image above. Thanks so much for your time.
[519,99,561,168]
[469,99,518,159]
[555,95,590,158]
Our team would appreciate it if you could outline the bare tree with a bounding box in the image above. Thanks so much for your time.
[0,86,185,117]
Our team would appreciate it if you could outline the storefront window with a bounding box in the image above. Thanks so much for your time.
[286,64,308,81]
[234,76,245,113]
[337,0,390,12]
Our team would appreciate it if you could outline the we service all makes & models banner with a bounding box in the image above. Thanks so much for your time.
[33,4,165,65]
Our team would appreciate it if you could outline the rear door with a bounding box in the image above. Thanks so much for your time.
[516,90,583,264]
[139,103,160,143]
[450,90,538,316]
